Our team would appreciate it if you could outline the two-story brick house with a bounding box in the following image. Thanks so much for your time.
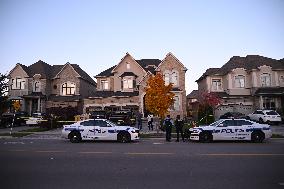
[84,52,187,118]
[8,60,96,115]
[196,55,284,118]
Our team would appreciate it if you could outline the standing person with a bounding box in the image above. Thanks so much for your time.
[137,112,142,130]
[163,115,173,142]
[175,115,185,142]
[147,114,153,131]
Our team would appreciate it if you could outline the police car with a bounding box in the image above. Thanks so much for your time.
[189,119,272,143]
[62,119,139,143]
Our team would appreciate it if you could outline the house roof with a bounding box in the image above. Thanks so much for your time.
[14,61,96,86]
[96,59,161,77]
[119,72,138,78]
[196,68,220,82]
[187,90,199,99]
[196,55,284,82]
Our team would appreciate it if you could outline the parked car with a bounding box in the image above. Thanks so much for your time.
[62,119,139,143]
[109,110,135,126]
[0,111,28,128]
[90,110,108,119]
[189,119,272,143]
[26,112,45,126]
[247,110,282,125]
[219,112,245,119]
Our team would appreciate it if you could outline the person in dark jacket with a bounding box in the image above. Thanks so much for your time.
[175,115,185,142]
[163,115,173,142]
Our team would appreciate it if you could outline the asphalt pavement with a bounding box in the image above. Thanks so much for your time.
[0,137,284,189]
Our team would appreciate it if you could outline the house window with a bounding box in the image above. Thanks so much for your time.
[212,79,221,91]
[123,78,133,89]
[173,96,180,111]
[164,72,170,85]
[101,80,109,90]
[126,63,130,70]
[33,81,41,92]
[171,71,178,86]
[261,73,271,87]
[61,82,76,95]
[11,78,25,90]
[163,70,179,86]
[263,97,275,110]
[235,75,245,88]
[279,75,284,84]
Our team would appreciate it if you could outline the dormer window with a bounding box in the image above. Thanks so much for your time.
[101,80,109,90]
[212,79,222,91]
[61,82,76,95]
[261,73,271,87]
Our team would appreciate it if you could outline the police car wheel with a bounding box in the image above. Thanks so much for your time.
[69,132,81,143]
[118,132,130,143]
[251,131,264,143]
[199,132,212,143]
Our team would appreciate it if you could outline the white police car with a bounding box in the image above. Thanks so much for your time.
[189,119,272,143]
[62,119,139,143]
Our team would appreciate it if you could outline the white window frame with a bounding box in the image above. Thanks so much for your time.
[100,80,109,90]
[11,78,25,90]
[235,75,245,88]
[33,81,41,92]
[212,79,222,91]
[163,70,179,86]
[61,82,76,96]
[123,77,133,89]
[261,73,271,87]
[173,96,180,111]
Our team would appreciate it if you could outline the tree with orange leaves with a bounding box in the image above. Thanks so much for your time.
[144,73,175,118]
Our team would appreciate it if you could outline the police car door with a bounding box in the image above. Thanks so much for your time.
[80,120,96,140]
[235,120,253,140]
[214,120,236,140]
[94,120,110,140]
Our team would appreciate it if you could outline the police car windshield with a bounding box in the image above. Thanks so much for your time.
[209,120,223,127]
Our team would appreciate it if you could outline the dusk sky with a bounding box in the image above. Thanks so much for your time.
[1,0,283,94]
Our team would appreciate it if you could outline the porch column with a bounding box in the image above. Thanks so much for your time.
[259,96,263,109]
[37,98,41,112]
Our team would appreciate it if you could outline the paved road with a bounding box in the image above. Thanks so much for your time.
[0,137,284,189]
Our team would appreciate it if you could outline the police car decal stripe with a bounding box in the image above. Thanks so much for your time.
[64,128,84,132]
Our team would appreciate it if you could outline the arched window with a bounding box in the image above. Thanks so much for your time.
[33,81,41,92]
[61,82,76,95]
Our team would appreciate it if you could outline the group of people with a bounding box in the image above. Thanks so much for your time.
[136,112,185,142]
[163,114,184,142]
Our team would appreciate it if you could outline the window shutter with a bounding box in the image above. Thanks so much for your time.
[121,79,123,90]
